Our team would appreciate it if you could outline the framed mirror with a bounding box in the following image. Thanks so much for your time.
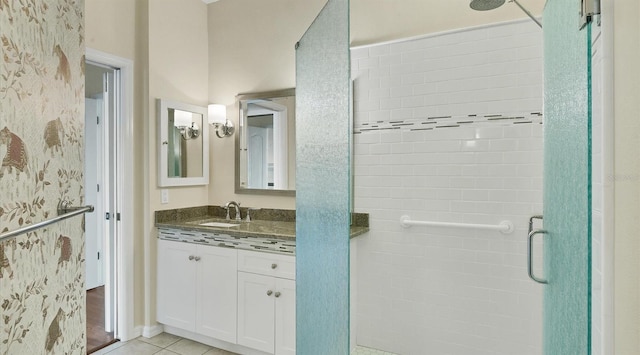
[157,99,209,187]
[236,89,295,196]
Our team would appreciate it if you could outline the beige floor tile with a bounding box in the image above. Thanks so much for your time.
[138,332,182,348]
[203,348,237,355]
[91,347,113,355]
[93,340,125,354]
[351,345,398,355]
[153,350,180,355]
[104,339,162,355]
[165,339,213,355]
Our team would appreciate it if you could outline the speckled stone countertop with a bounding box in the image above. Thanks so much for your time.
[155,206,369,241]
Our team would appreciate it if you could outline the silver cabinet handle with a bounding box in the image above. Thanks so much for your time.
[528,229,548,284]
[188,255,195,261]
[194,256,201,261]
[274,291,281,298]
[271,263,278,269]
[266,290,273,296]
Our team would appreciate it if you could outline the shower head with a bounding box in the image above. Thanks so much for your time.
[469,0,542,28]
[469,0,506,11]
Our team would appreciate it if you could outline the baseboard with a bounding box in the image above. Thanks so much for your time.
[142,324,164,339]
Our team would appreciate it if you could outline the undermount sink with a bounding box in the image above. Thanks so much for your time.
[199,222,240,228]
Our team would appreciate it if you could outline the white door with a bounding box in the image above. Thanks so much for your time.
[247,127,268,189]
[196,246,238,343]
[157,239,197,331]
[237,271,275,353]
[275,278,296,355]
[84,98,104,290]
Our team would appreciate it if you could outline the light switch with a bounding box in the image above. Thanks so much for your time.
[161,189,169,204]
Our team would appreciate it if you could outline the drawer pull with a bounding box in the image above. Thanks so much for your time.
[271,263,278,269]
[194,256,201,261]
[274,291,281,298]
[266,290,273,296]
[188,255,195,261]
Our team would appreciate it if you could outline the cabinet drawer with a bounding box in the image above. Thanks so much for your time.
[238,250,295,280]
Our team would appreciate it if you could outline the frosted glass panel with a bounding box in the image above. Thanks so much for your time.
[295,0,351,353]
[543,0,592,353]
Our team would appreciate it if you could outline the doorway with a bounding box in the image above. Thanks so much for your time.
[84,48,136,349]
[85,62,119,353]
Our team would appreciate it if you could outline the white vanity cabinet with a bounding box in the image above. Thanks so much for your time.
[157,239,238,343]
[237,250,296,355]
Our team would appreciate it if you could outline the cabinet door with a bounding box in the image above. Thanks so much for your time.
[275,278,296,355]
[157,239,197,331]
[237,272,275,354]
[196,245,238,343]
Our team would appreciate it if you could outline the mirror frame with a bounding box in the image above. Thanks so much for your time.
[235,88,295,196]
[157,98,209,187]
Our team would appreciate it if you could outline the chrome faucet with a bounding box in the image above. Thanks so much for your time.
[224,201,242,221]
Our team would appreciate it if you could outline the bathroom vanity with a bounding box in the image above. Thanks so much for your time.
[156,229,296,355]
[154,206,368,355]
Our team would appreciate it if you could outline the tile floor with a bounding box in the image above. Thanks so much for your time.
[93,333,235,355]
[94,332,397,355]
[351,346,397,355]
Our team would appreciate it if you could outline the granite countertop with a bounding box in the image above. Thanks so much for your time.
[155,206,369,242]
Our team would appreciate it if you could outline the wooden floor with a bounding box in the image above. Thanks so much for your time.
[87,286,117,354]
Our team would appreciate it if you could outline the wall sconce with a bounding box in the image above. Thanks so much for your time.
[208,104,234,138]
[173,109,200,140]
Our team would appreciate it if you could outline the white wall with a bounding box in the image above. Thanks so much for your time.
[146,0,210,329]
[613,0,640,353]
[351,20,544,354]
[207,0,325,209]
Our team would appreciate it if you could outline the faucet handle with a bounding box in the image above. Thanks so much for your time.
[221,205,230,220]
[246,207,261,222]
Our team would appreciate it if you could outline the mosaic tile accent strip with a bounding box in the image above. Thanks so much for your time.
[158,228,296,255]
[354,112,543,134]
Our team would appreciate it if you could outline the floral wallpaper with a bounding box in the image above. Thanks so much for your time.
[0,0,85,354]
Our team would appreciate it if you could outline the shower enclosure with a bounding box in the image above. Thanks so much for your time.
[295,0,595,353]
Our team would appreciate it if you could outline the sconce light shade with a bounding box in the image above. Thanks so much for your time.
[208,104,234,138]
[208,104,226,125]
[173,109,200,140]
[173,109,193,128]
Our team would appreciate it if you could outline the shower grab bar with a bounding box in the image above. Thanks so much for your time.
[0,201,94,242]
[399,215,514,234]
[528,229,548,284]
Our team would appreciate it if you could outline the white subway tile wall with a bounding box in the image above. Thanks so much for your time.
[352,20,544,355]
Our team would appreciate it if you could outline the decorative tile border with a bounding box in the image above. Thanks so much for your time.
[155,206,369,228]
[158,228,296,255]
[354,112,543,134]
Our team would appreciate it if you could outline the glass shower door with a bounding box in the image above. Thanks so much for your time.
[295,0,351,353]
[542,0,592,353]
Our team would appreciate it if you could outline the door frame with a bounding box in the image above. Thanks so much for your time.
[85,47,135,341]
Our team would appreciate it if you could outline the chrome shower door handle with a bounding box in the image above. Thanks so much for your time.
[528,215,543,237]
[528,229,548,284]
